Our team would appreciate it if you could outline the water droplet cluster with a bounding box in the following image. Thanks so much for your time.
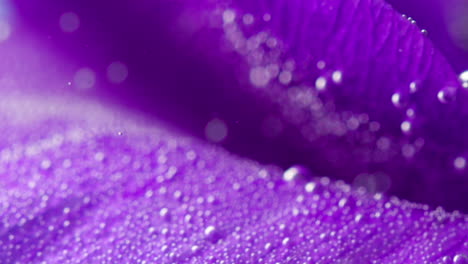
[0,95,466,263]
[210,0,468,211]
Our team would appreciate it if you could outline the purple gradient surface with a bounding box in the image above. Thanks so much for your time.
[0,0,467,263]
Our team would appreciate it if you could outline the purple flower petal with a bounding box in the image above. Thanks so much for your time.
[0,94,467,263]
[0,0,467,263]
[13,0,467,210]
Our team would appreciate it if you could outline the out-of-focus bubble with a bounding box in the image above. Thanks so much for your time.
[250,67,271,87]
[222,9,236,24]
[106,62,128,84]
[73,68,96,90]
[59,12,80,33]
[454,156,467,170]
[205,118,228,143]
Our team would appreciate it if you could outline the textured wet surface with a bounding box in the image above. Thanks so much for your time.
[0,0,467,263]
[5,0,467,211]
[0,95,467,263]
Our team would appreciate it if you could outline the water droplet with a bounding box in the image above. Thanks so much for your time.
[331,71,342,84]
[315,76,327,91]
[222,9,236,24]
[159,208,169,218]
[283,166,308,182]
[391,92,408,108]
[338,198,347,207]
[460,70,468,82]
[443,256,452,264]
[354,214,363,222]
[401,120,412,134]
[204,225,223,243]
[460,70,468,88]
[304,182,316,192]
[454,254,468,264]
[191,245,200,252]
[437,87,457,103]
[204,226,216,236]
[374,193,383,200]
[454,156,466,170]
[250,67,271,87]
[409,81,419,93]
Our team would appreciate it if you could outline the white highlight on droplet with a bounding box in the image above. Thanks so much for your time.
[354,214,362,222]
[107,61,128,84]
[409,81,418,93]
[338,198,347,207]
[222,9,236,24]
[204,225,215,236]
[391,93,401,106]
[454,156,466,170]
[437,87,456,104]
[250,67,271,87]
[332,70,342,84]
[159,208,169,217]
[73,68,96,90]
[401,121,412,133]
[0,20,11,42]
[59,12,80,33]
[453,254,468,264]
[437,90,446,103]
[205,118,228,143]
[315,77,327,91]
[191,245,199,252]
[283,167,300,182]
[305,182,316,192]
[460,70,468,86]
